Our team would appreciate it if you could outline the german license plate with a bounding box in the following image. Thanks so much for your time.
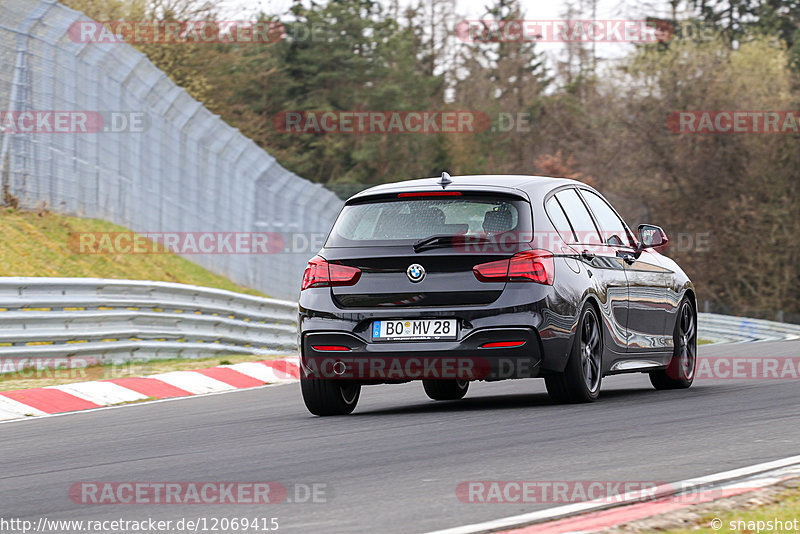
[372,319,457,341]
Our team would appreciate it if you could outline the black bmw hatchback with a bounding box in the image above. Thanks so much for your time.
[298,174,697,415]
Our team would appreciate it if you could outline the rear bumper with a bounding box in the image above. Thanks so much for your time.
[301,327,542,382]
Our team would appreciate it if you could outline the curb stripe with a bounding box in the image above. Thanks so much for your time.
[147,371,238,394]
[193,367,265,388]
[0,395,48,420]
[222,362,279,381]
[0,358,301,419]
[50,381,148,406]
[106,377,192,399]
[260,359,300,379]
[0,407,26,420]
[425,456,800,534]
[1,388,100,413]
[504,487,752,534]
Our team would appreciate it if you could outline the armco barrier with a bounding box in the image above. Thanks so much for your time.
[0,277,297,364]
[698,312,800,344]
[0,277,796,367]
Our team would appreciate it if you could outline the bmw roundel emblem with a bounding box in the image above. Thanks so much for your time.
[407,263,425,283]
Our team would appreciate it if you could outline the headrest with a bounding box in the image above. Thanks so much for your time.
[482,209,513,233]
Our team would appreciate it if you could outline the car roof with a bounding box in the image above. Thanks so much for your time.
[348,174,582,202]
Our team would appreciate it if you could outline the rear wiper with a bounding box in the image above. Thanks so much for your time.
[412,234,490,253]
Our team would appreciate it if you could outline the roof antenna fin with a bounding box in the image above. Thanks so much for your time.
[438,171,452,188]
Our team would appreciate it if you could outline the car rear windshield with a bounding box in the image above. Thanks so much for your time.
[325,194,532,247]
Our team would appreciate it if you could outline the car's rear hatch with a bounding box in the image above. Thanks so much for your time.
[322,190,533,308]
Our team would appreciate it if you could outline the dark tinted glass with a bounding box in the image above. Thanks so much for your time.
[580,190,634,247]
[554,189,602,245]
[326,195,532,246]
[545,196,577,243]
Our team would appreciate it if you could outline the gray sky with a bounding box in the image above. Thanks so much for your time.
[218,0,675,21]
[217,0,677,69]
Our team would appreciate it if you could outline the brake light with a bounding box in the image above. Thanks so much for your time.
[301,256,361,290]
[509,250,554,284]
[397,191,462,197]
[472,258,509,282]
[473,250,554,285]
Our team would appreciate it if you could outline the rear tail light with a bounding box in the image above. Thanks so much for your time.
[312,345,351,351]
[301,256,361,290]
[473,250,554,285]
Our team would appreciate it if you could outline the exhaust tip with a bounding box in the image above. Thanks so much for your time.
[332,361,347,375]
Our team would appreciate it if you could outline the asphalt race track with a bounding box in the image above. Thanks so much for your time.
[2,340,800,533]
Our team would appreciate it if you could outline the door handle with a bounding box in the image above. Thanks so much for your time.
[621,254,635,265]
[581,250,595,261]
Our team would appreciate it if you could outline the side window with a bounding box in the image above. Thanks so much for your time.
[554,189,602,245]
[545,196,577,244]
[580,190,634,247]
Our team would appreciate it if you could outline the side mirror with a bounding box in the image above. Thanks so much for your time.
[637,224,669,253]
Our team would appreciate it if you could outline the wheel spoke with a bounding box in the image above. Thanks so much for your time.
[580,310,602,392]
[679,303,696,379]
[590,325,600,349]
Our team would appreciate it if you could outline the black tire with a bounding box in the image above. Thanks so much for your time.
[545,305,603,403]
[543,374,570,403]
[300,376,361,416]
[650,299,696,390]
[422,379,469,400]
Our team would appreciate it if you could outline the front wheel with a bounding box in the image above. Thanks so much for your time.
[545,305,603,403]
[423,379,469,400]
[301,376,361,416]
[650,299,696,390]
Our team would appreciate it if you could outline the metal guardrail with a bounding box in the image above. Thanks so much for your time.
[698,313,800,344]
[0,277,794,367]
[0,277,298,364]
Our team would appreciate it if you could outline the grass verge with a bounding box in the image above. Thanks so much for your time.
[660,484,800,533]
[0,207,263,295]
[608,479,800,533]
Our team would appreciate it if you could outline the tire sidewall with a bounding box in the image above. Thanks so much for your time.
[568,304,602,401]
[667,299,696,386]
